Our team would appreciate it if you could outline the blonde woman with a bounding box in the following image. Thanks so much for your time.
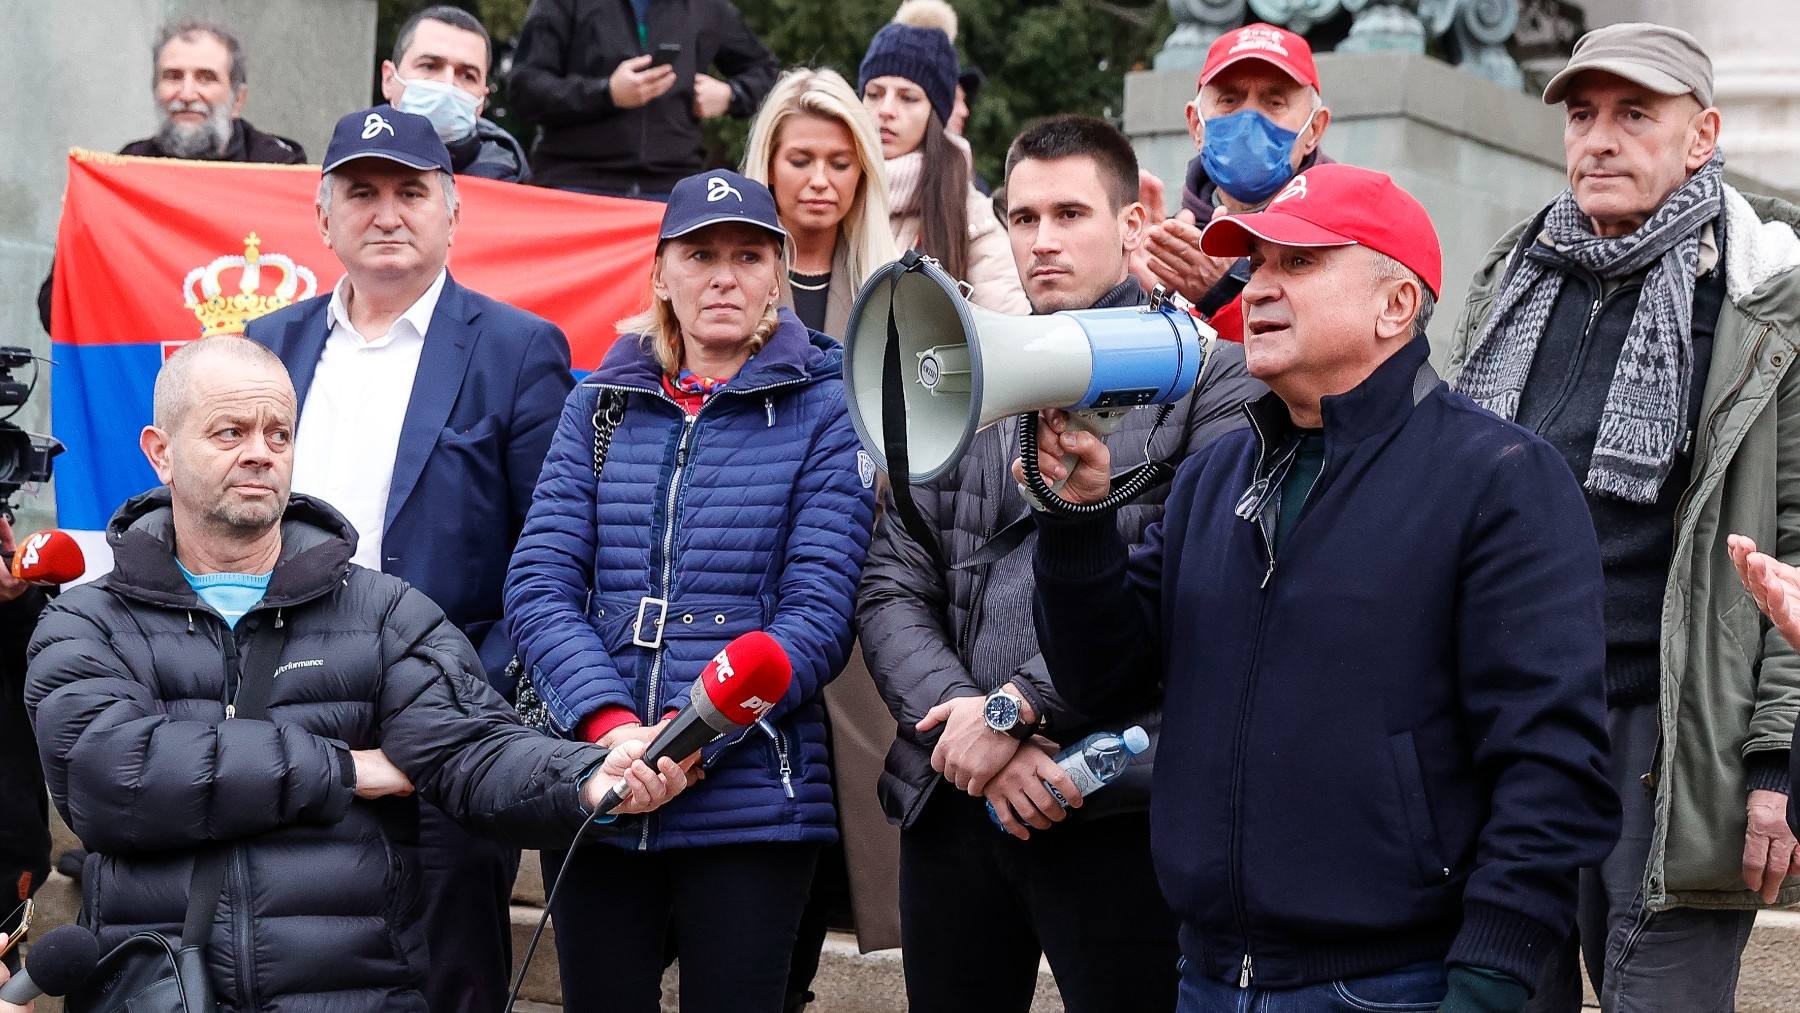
[858,1,1028,313]
[505,170,874,1013]
[743,67,900,337]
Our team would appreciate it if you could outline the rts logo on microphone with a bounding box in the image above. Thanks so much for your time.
[711,647,736,683]
[739,695,775,718]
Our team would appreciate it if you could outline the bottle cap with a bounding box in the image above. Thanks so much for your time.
[1121,726,1150,754]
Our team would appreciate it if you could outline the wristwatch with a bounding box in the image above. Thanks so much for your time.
[982,687,1036,741]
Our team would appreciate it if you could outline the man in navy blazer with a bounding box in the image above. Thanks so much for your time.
[247,106,573,1013]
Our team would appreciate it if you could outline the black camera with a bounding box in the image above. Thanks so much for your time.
[0,345,62,521]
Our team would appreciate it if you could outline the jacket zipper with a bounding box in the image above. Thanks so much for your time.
[1229,414,1332,987]
[1231,414,1288,987]
[760,718,795,798]
[1535,271,1642,434]
[586,375,806,848]
[640,412,695,850]
[217,614,256,1008]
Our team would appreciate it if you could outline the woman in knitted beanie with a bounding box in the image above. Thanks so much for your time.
[858,0,1028,313]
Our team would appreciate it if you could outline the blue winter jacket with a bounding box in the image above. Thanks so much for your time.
[504,309,875,848]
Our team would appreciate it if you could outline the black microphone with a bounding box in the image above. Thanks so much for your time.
[0,924,100,1002]
[592,631,793,815]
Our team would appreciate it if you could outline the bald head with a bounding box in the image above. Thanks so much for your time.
[154,336,292,432]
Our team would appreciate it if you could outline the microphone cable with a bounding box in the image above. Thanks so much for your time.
[503,802,598,1012]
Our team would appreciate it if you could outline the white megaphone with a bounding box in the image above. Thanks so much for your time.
[843,253,1212,494]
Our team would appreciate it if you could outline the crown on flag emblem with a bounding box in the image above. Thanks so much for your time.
[182,232,318,338]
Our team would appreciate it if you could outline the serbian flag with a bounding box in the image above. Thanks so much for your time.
[48,149,663,535]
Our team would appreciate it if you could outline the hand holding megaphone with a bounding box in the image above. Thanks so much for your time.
[1012,409,1114,507]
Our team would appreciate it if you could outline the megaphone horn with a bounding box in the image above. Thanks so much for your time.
[843,254,1212,491]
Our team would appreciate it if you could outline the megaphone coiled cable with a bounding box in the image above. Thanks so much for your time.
[1016,404,1177,516]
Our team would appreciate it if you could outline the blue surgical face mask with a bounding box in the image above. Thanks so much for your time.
[1200,108,1308,205]
[395,74,480,143]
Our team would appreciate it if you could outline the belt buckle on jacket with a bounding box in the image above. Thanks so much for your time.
[633,596,669,649]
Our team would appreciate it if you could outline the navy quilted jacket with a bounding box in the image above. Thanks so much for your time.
[504,309,875,848]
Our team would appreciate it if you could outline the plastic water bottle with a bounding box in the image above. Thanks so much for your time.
[987,725,1150,830]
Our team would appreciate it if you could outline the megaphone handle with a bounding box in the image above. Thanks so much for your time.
[1047,411,1122,496]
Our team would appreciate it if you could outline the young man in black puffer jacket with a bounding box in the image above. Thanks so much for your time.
[24,336,688,1013]
[858,116,1264,1013]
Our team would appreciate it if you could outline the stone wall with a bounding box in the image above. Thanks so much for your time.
[0,0,375,531]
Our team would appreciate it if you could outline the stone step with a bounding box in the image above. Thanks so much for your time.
[506,904,1063,1011]
[20,826,1800,1012]
[507,902,1800,1012]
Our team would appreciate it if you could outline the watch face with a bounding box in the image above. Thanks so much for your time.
[983,693,1018,730]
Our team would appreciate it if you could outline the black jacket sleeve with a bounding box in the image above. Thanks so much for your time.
[26,602,355,855]
[375,586,605,847]
[509,0,619,126]
[1007,340,1261,730]
[1031,469,1182,719]
[707,0,778,118]
[856,484,986,728]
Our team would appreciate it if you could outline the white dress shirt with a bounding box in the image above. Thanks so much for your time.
[292,269,445,571]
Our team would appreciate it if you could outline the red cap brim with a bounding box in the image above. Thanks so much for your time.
[1200,214,1357,259]
[1200,52,1314,90]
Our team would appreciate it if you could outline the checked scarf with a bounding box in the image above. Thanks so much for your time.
[1456,154,1725,504]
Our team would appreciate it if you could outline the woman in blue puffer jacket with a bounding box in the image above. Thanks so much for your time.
[503,170,875,1013]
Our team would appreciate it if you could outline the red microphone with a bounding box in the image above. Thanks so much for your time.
[10,529,86,585]
[593,631,793,815]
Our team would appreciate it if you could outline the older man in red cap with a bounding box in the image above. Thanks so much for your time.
[1023,164,1621,1013]
[1137,22,1334,342]
[1445,21,1800,1011]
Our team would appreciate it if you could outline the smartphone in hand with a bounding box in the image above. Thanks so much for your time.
[649,42,682,69]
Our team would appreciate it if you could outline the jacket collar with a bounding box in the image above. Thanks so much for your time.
[104,489,356,612]
[1087,277,1150,309]
[1246,335,1434,452]
[1723,186,1800,317]
[592,307,837,395]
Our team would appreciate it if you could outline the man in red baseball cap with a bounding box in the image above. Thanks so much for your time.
[1137,23,1335,345]
[1019,163,1619,1013]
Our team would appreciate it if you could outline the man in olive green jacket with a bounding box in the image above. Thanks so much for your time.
[1442,22,1800,1012]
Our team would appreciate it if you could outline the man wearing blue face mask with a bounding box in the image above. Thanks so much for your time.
[380,6,531,183]
[1140,22,1333,343]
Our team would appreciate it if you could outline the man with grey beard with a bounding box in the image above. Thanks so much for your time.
[37,20,305,330]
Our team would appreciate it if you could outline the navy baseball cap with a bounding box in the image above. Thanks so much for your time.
[322,105,453,174]
[658,170,788,244]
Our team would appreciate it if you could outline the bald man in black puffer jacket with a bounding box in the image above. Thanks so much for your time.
[26,487,614,1012]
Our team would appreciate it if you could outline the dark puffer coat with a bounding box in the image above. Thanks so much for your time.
[857,281,1264,829]
[25,490,605,1012]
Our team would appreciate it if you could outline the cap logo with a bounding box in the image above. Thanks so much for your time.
[361,113,395,140]
[706,176,743,203]
[1272,174,1308,204]
[1230,25,1289,58]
